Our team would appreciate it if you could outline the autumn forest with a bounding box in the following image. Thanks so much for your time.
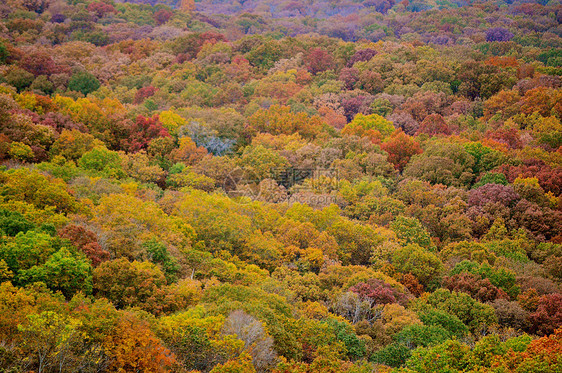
[0,0,561,371]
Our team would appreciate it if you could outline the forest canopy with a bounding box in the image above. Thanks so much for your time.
[0,0,561,371]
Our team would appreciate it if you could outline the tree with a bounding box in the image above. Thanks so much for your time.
[67,71,100,96]
[349,278,409,307]
[448,261,519,298]
[120,151,166,184]
[417,113,451,136]
[87,1,116,18]
[327,218,384,265]
[134,86,158,104]
[50,130,103,161]
[342,114,394,142]
[154,9,173,25]
[58,224,109,267]
[242,231,283,271]
[347,49,377,67]
[395,324,452,349]
[93,258,166,310]
[0,231,60,283]
[392,244,443,287]
[78,147,124,178]
[21,0,51,13]
[238,145,289,181]
[157,311,235,371]
[401,339,471,373]
[211,352,257,373]
[414,289,497,332]
[0,209,35,237]
[491,329,562,373]
[21,247,93,299]
[141,239,180,283]
[222,310,278,372]
[417,309,468,338]
[443,272,508,303]
[104,312,176,372]
[381,130,423,172]
[5,67,35,92]
[0,168,77,213]
[170,136,208,165]
[0,40,9,64]
[490,299,528,330]
[248,105,324,139]
[486,27,514,42]
[18,311,82,373]
[125,115,170,152]
[305,48,335,75]
[8,141,34,162]
[528,293,562,336]
[21,50,59,77]
[390,216,434,250]
[180,0,195,12]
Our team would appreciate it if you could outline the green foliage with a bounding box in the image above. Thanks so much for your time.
[401,339,471,372]
[473,172,508,188]
[20,247,93,298]
[0,41,8,64]
[412,289,497,332]
[417,309,468,338]
[141,239,180,283]
[78,147,125,178]
[449,260,519,298]
[325,318,365,359]
[394,324,452,349]
[392,244,443,288]
[0,209,35,236]
[390,216,434,250]
[68,70,101,95]
[0,230,62,282]
[370,342,411,368]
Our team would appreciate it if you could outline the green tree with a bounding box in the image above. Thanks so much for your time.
[20,247,93,299]
[141,239,180,283]
[0,231,60,283]
[78,147,124,178]
[392,244,443,287]
[413,289,497,332]
[390,216,434,250]
[0,209,35,236]
[67,70,100,96]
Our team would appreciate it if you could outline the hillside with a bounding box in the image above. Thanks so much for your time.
[0,0,561,371]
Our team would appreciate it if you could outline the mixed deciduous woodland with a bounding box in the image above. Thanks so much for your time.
[0,0,561,371]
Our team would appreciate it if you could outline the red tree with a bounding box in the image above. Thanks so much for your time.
[528,293,562,336]
[305,48,335,75]
[125,115,170,152]
[417,114,451,136]
[58,224,110,266]
[87,1,116,18]
[134,86,158,104]
[382,130,423,172]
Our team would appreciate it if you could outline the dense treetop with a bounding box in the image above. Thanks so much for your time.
[0,0,561,371]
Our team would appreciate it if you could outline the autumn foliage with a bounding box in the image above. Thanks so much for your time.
[0,0,561,371]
